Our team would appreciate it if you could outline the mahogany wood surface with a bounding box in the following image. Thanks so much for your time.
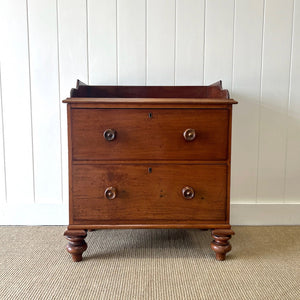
[63,98,237,105]
[72,164,227,223]
[64,230,87,262]
[69,80,230,99]
[71,108,229,161]
[68,223,232,230]
[63,81,236,261]
[211,229,235,261]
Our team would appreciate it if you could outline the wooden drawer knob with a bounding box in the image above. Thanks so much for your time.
[104,187,117,200]
[103,129,116,141]
[182,186,195,199]
[183,128,196,141]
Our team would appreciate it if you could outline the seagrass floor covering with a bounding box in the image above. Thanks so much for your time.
[0,226,299,300]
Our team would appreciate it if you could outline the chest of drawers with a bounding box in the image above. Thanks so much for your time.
[63,80,237,262]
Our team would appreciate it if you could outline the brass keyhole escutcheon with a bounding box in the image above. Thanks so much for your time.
[104,187,117,200]
[182,186,195,199]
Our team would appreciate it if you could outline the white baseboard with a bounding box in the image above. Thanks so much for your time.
[231,203,300,225]
[0,203,299,226]
[0,203,68,225]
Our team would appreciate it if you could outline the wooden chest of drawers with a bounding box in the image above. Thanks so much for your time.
[63,80,237,262]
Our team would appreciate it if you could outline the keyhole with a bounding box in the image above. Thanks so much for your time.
[148,112,153,118]
[148,167,152,173]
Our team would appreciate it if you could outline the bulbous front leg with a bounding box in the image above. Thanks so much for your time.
[64,229,87,262]
[211,229,234,261]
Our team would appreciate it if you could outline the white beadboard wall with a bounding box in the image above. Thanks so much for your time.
[0,0,299,225]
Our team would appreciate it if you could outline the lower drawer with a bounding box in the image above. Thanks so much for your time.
[71,164,227,224]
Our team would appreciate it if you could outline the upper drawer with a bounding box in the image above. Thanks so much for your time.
[71,108,229,161]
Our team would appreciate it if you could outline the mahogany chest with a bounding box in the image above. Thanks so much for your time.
[63,80,237,261]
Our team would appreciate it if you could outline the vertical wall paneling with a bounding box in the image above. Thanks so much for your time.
[0,0,35,204]
[88,0,117,85]
[285,0,300,203]
[257,0,294,203]
[0,67,6,204]
[58,0,88,204]
[231,0,264,203]
[175,0,205,85]
[204,0,235,89]
[27,0,61,204]
[118,0,146,85]
[147,0,176,85]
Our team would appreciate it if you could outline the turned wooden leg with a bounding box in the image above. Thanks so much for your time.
[64,229,87,262]
[211,229,235,261]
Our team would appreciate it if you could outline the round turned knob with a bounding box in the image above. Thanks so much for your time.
[103,129,116,141]
[182,186,195,199]
[183,128,196,141]
[104,187,117,200]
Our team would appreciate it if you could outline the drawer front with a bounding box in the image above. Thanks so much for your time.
[71,109,229,161]
[72,164,227,224]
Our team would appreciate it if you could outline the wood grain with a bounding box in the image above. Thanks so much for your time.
[64,83,236,261]
[71,108,229,161]
[72,164,227,223]
[69,82,230,99]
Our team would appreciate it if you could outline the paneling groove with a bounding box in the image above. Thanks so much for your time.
[283,0,296,203]
[285,0,300,203]
[0,65,7,204]
[116,0,119,85]
[202,0,206,85]
[173,0,177,86]
[256,0,266,204]
[145,0,148,85]
[26,0,36,204]
[86,0,90,84]
[55,0,63,204]
[57,0,88,204]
